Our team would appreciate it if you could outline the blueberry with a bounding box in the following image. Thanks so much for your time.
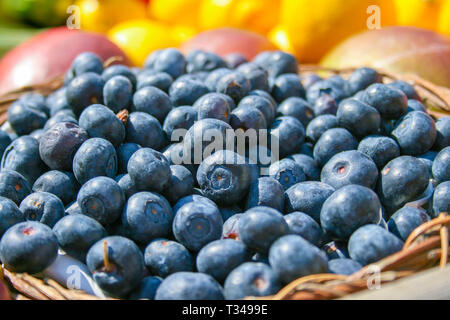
[357,135,400,169]
[0,221,58,274]
[172,194,218,216]
[301,74,322,90]
[269,116,305,158]
[271,74,306,103]
[346,68,382,96]
[348,224,404,266]
[406,99,427,113]
[7,98,48,135]
[132,86,172,123]
[288,154,320,181]
[204,68,233,91]
[433,181,450,217]
[86,236,144,297]
[305,115,338,143]
[434,116,450,149]
[32,170,79,205]
[163,165,194,204]
[387,206,430,241]
[313,94,338,116]
[0,130,12,159]
[238,95,276,125]
[285,181,335,222]
[144,239,193,278]
[103,75,133,113]
[65,201,81,215]
[53,214,106,262]
[236,62,269,91]
[432,147,450,183]
[222,213,242,240]
[230,106,267,130]
[1,136,47,184]
[70,52,103,76]
[101,64,137,89]
[245,177,284,212]
[197,150,251,206]
[337,98,381,138]
[392,111,436,155]
[122,191,173,243]
[39,122,89,171]
[328,258,362,275]
[127,148,171,192]
[66,72,105,116]
[169,78,210,107]
[216,71,251,103]
[0,196,24,237]
[225,53,248,69]
[125,112,166,151]
[150,48,186,79]
[269,159,306,190]
[173,201,223,251]
[163,106,197,140]
[219,205,241,221]
[137,71,173,92]
[322,241,349,260]
[269,235,328,283]
[321,150,379,190]
[73,138,117,184]
[313,128,358,166]
[306,79,347,105]
[43,110,78,131]
[19,192,64,228]
[79,104,125,148]
[0,170,31,205]
[186,50,227,73]
[417,151,437,176]
[77,176,124,225]
[320,185,382,240]
[238,206,289,254]
[284,212,324,246]
[362,83,408,120]
[378,156,430,213]
[255,51,297,78]
[248,89,277,110]
[117,174,139,199]
[194,93,231,123]
[387,81,421,101]
[277,97,314,127]
[129,276,162,300]
[47,89,71,116]
[155,272,224,300]
[117,143,140,174]
[196,239,248,282]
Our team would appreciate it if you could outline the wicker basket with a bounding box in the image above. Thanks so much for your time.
[0,63,448,300]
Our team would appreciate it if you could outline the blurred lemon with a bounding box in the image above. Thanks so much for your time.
[199,0,280,35]
[395,0,443,31]
[149,0,200,27]
[108,19,179,66]
[278,0,396,63]
[76,0,148,33]
[438,0,450,35]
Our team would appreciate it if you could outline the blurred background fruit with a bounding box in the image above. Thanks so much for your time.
[0,0,73,27]
[321,26,450,87]
[275,0,397,63]
[149,0,199,27]
[180,27,277,60]
[0,27,130,95]
[75,0,148,33]
[395,0,443,31]
[438,0,450,35]
[199,0,280,35]
[0,279,10,300]
[108,19,181,66]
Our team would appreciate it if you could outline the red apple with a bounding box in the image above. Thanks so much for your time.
[321,26,450,88]
[180,27,278,61]
[0,27,131,95]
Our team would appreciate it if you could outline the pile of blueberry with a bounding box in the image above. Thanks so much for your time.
[0,48,448,300]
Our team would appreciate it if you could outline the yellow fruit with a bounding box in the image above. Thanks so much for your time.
[438,0,450,35]
[267,25,294,54]
[171,25,198,43]
[395,0,443,31]
[149,0,200,27]
[108,20,179,67]
[199,0,280,35]
[76,0,148,33]
[278,0,397,63]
